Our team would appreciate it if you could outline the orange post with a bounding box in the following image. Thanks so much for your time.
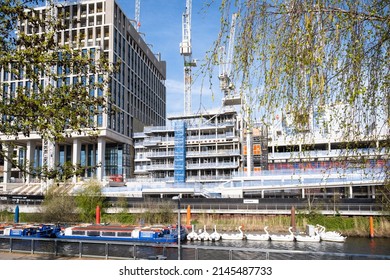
[186,205,191,226]
[369,216,374,238]
[291,206,296,232]
[96,205,101,224]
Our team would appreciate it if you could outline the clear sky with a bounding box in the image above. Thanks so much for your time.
[116,0,225,117]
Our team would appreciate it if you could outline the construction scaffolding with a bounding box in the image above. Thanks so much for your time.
[174,121,187,183]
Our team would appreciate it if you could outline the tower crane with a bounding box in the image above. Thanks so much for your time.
[135,0,141,32]
[218,13,237,98]
[218,13,241,107]
[180,0,196,115]
[218,13,253,175]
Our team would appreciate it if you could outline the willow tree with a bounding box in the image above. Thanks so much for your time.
[208,0,389,134]
[0,1,113,178]
[206,0,389,204]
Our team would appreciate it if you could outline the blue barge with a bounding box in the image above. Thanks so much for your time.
[1,224,60,238]
[55,224,188,244]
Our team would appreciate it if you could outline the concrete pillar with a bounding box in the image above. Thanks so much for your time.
[72,138,81,183]
[2,144,12,184]
[349,186,353,199]
[97,137,106,181]
[47,141,58,171]
[26,141,36,184]
[301,188,305,199]
[89,144,96,178]
[261,190,264,199]
[47,141,59,186]
[371,186,376,199]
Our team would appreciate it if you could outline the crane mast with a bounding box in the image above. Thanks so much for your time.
[219,13,241,108]
[180,0,196,115]
[219,13,237,97]
[135,0,141,32]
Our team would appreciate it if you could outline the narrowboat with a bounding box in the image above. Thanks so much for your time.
[0,224,60,238]
[55,224,188,244]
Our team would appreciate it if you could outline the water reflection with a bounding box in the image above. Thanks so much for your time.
[184,237,390,259]
[1,237,388,260]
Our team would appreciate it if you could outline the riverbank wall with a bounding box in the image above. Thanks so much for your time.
[2,208,389,238]
[186,213,390,237]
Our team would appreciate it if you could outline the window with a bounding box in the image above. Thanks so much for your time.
[97,2,103,13]
[88,4,95,14]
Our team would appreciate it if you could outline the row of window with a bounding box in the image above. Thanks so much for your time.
[18,142,131,178]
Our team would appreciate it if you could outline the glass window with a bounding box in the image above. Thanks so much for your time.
[3,67,9,80]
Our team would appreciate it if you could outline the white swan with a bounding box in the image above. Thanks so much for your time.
[209,225,221,241]
[246,226,270,241]
[270,226,295,242]
[186,224,198,241]
[316,224,346,242]
[221,226,245,240]
[295,227,320,242]
[197,225,210,241]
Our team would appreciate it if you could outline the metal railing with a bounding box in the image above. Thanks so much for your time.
[1,237,389,260]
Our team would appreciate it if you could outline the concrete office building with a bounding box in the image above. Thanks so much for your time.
[0,0,166,185]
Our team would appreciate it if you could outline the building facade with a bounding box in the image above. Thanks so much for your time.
[0,0,166,184]
[133,107,242,183]
[130,102,388,200]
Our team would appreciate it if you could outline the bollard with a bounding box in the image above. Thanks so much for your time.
[291,206,296,232]
[96,205,101,224]
[186,205,191,226]
[14,205,19,223]
[369,216,374,238]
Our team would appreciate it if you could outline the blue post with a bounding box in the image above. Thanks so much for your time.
[14,205,19,223]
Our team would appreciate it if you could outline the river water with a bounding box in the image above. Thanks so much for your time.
[168,237,390,260]
[131,237,390,260]
[1,236,389,260]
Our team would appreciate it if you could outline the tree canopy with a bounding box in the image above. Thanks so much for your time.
[205,0,389,207]
[0,0,114,178]
[0,0,112,141]
[207,0,389,142]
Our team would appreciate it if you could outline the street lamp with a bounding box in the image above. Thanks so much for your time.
[172,195,181,260]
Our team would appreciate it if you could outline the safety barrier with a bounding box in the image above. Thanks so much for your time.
[1,237,389,260]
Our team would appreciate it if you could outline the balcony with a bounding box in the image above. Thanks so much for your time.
[146,151,175,158]
[268,148,387,161]
[186,149,240,158]
[146,164,174,171]
[143,137,162,146]
[187,162,239,170]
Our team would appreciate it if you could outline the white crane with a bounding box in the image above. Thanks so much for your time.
[218,13,237,98]
[135,0,141,32]
[180,0,196,115]
[219,13,241,107]
[218,13,252,175]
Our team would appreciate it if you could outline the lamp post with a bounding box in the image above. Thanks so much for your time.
[172,195,181,260]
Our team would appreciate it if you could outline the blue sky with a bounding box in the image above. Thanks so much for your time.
[116,0,224,117]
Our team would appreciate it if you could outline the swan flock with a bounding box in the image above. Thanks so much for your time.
[186,224,346,243]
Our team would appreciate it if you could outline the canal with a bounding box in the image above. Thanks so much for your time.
[1,236,389,260]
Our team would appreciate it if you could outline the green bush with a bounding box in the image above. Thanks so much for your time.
[74,180,105,223]
[40,184,78,223]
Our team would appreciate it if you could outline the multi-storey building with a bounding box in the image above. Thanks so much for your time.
[266,104,388,172]
[0,0,166,185]
[130,102,387,200]
[133,101,388,181]
[133,107,242,183]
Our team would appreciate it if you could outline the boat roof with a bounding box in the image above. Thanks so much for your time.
[69,224,168,232]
